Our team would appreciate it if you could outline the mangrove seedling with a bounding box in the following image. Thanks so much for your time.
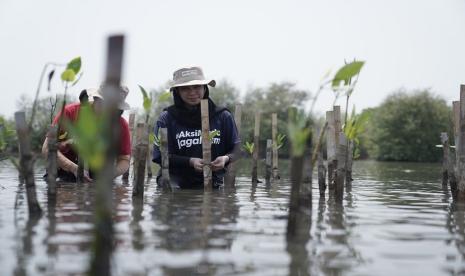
[243,141,254,156]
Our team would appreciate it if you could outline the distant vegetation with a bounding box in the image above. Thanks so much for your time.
[9,80,452,163]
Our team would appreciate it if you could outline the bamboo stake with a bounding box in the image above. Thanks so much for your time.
[272,113,279,179]
[224,104,242,187]
[201,99,212,190]
[122,112,135,181]
[326,111,336,190]
[346,140,354,185]
[318,145,327,195]
[287,155,304,239]
[441,132,450,187]
[133,123,147,197]
[335,133,347,203]
[457,85,465,201]
[159,127,171,190]
[252,112,260,183]
[46,125,57,197]
[14,111,42,216]
[265,139,272,184]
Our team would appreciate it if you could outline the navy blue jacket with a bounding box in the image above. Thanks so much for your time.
[152,109,240,188]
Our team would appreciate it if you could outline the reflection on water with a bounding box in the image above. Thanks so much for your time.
[1,160,465,275]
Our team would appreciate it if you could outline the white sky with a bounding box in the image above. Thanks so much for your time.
[1,0,464,117]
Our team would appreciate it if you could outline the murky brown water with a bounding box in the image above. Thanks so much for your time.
[0,160,464,275]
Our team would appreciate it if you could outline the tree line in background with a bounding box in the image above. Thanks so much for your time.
[4,81,451,163]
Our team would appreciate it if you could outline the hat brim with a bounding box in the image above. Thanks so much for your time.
[170,79,216,90]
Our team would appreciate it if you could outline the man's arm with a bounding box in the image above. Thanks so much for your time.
[42,137,79,175]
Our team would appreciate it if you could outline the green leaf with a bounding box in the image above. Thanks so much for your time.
[139,85,152,113]
[65,103,107,170]
[208,130,220,140]
[242,141,254,155]
[158,91,171,103]
[66,57,81,74]
[332,61,365,88]
[61,69,76,82]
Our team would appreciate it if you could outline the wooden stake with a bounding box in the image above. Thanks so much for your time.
[159,127,171,190]
[346,140,354,185]
[224,104,242,187]
[335,133,347,202]
[122,112,135,181]
[265,139,272,184]
[287,155,304,239]
[252,112,260,183]
[46,125,57,197]
[89,35,124,276]
[326,111,336,190]
[458,85,465,201]
[201,99,212,190]
[272,113,279,179]
[318,145,326,195]
[441,132,450,187]
[133,123,147,197]
[14,111,42,216]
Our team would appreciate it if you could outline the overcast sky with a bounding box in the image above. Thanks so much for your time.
[1,0,464,117]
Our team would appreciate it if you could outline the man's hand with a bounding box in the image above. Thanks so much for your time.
[189,158,204,172]
[73,168,93,183]
[211,156,229,172]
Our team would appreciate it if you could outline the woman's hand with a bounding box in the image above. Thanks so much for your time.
[189,158,204,172]
[211,156,230,171]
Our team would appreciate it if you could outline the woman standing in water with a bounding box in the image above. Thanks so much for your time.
[152,66,240,188]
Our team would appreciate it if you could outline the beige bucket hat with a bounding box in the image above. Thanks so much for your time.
[87,86,131,110]
[170,66,216,90]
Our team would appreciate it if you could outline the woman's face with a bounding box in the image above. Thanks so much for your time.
[178,85,205,106]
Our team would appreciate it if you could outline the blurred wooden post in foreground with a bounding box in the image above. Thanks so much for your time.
[89,35,124,276]
[252,112,260,183]
[224,104,242,187]
[159,128,171,190]
[456,85,465,201]
[272,113,279,179]
[46,125,58,197]
[133,123,147,197]
[122,112,135,181]
[201,99,212,191]
[14,111,42,216]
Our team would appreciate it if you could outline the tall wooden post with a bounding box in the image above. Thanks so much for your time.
[457,85,465,201]
[201,99,212,191]
[122,112,135,181]
[272,113,279,179]
[46,125,57,197]
[133,123,147,197]
[451,101,460,196]
[252,112,261,183]
[265,139,272,184]
[224,104,242,187]
[89,35,124,276]
[14,111,42,216]
[159,127,171,190]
